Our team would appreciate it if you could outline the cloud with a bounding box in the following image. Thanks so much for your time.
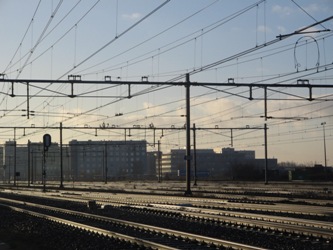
[257,25,272,33]
[272,5,293,17]
[304,3,322,14]
[303,3,333,15]
[122,12,142,20]
[193,97,254,125]
[277,26,286,34]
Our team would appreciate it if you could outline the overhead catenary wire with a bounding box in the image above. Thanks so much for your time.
[1,59,330,127]
[12,0,326,127]
[0,2,332,164]
[4,0,83,75]
[16,0,171,123]
[1,61,330,137]
[57,0,171,80]
[290,0,328,30]
[81,0,266,78]
[16,0,64,79]
[76,0,220,76]
[5,0,99,77]
[168,16,333,83]
[0,0,103,120]
[2,0,42,74]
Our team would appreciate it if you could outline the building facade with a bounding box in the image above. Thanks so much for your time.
[0,140,279,183]
[1,141,62,183]
[69,140,148,180]
[158,147,277,180]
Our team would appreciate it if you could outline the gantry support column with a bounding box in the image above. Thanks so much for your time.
[60,122,64,188]
[185,74,192,196]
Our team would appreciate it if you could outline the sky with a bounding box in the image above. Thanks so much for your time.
[0,0,332,166]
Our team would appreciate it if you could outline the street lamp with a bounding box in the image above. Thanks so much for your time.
[321,122,327,168]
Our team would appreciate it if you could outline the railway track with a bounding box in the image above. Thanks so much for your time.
[5,188,333,223]
[0,196,266,250]
[1,190,333,249]
[72,190,333,221]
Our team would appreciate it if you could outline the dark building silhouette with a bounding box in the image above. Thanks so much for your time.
[159,147,278,180]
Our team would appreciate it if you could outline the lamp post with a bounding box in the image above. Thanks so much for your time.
[321,122,327,168]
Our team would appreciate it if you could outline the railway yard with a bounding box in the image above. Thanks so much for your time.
[0,181,332,250]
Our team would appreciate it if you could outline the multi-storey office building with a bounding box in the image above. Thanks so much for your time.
[1,140,148,182]
[1,141,61,183]
[30,142,63,182]
[160,149,217,178]
[69,140,148,180]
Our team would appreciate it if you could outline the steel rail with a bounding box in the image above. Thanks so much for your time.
[9,188,332,218]
[46,192,333,239]
[0,197,267,250]
[2,191,333,241]
[70,192,333,239]
[145,204,333,239]
[0,203,177,250]
[78,191,333,218]
[12,188,332,220]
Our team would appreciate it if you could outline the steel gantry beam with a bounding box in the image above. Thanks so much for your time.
[1,78,333,100]
[1,78,333,87]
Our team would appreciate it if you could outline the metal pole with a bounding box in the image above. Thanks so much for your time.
[2,166,4,184]
[27,82,30,119]
[31,150,34,184]
[264,123,268,185]
[14,128,16,187]
[264,87,268,185]
[43,149,46,192]
[28,140,31,187]
[60,122,64,188]
[158,140,161,183]
[8,156,11,184]
[193,123,197,186]
[321,122,327,168]
[185,73,192,196]
[154,129,156,146]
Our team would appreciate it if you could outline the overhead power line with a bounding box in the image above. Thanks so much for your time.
[168,15,333,82]
[76,0,220,76]
[2,0,42,74]
[291,0,328,30]
[82,0,265,78]
[4,0,84,75]
[16,0,64,79]
[58,0,171,80]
